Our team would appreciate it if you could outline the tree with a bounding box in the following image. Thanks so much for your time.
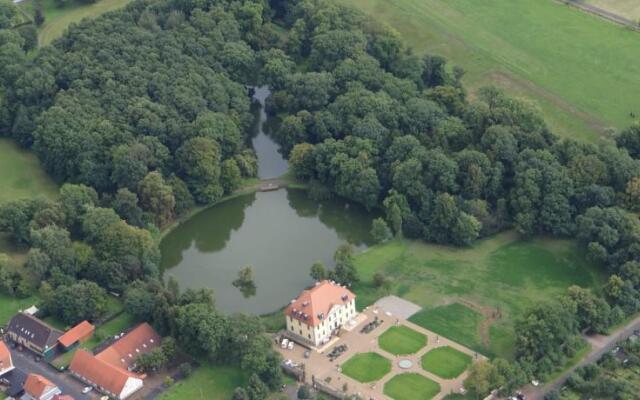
[59,184,98,233]
[331,244,358,285]
[113,188,144,227]
[82,207,121,244]
[173,303,227,358]
[297,385,311,399]
[47,280,108,325]
[33,1,45,26]
[246,374,269,400]
[138,172,175,227]
[371,218,392,243]
[221,159,242,193]
[289,143,315,180]
[176,137,223,204]
[310,261,327,281]
[232,265,256,298]
[0,198,46,245]
[464,361,498,398]
[233,387,249,400]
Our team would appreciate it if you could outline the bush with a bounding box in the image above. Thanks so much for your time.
[297,384,311,399]
[178,362,192,378]
[163,376,174,387]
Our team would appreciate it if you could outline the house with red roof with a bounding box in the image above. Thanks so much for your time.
[285,280,357,346]
[0,341,14,377]
[57,321,95,351]
[21,373,61,400]
[69,323,160,400]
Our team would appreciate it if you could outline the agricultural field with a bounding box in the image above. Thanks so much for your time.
[17,0,132,45]
[0,139,57,205]
[159,362,248,400]
[586,0,640,20]
[340,0,640,142]
[353,232,606,359]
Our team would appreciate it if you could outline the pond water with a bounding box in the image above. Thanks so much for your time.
[160,89,376,315]
[250,86,289,179]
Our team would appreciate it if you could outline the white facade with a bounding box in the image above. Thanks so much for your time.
[286,298,356,346]
[119,377,144,400]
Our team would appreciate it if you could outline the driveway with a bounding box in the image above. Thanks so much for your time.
[10,347,98,399]
[523,314,640,399]
[374,296,422,320]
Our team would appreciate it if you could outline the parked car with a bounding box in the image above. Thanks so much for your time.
[82,387,93,394]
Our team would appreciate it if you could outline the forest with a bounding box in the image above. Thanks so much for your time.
[1,0,640,398]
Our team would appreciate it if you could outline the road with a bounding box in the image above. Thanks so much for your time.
[522,314,640,399]
[11,347,98,399]
[558,0,638,28]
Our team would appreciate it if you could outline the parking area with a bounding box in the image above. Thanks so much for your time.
[276,306,485,400]
[9,345,98,399]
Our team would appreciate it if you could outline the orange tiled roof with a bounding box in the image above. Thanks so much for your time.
[96,323,161,369]
[23,373,56,398]
[0,341,12,372]
[70,349,137,396]
[285,280,355,327]
[58,321,95,348]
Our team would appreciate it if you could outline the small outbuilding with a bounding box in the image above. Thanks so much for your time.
[57,321,95,351]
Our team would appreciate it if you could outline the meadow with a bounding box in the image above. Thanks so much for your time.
[0,139,57,204]
[17,0,132,46]
[159,362,248,400]
[353,232,606,359]
[340,0,640,142]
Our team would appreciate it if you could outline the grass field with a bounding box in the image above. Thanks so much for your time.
[340,0,640,142]
[341,352,392,383]
[0,139,57,204]
[98,312,134,337]
[378,325,427,355]
[160,363,248,400]
[409,303,484,354]
[353,232,606,359]
[384,373,440,400]
[17,0,132,46]
[421,346,472,379]
[586,0,640,20]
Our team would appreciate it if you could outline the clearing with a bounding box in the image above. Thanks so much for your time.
[17,0,132,46]
[340,0,640,142]
[0,139,57,205]
[421,346,472,379]
[378,325,427,355]
[0,293,38,326]
[384,373,440,400]
[353,232,606,359]
[341,352,392,383]
[159,362,247,400]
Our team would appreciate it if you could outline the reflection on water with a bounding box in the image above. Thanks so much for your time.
[160,189,376,315]
[251,86,289,179]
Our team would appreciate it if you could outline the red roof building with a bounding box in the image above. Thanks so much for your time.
[0,340,14,377]
[69,323,160,400]
[57,321,95,349]
[22,373,61,400]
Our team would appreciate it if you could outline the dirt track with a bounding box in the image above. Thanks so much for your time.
[559,0,638,28]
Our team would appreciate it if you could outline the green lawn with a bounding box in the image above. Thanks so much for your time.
[0,139,57,205]
[378,325,427,355]
[17,0,133,46]
[341,352,392,383]
[384,373,440,400]
[353,232,606,359]
[409,303,484,354]
[160,363,248,400]
[0,293,38,326]
[51,335,101,369]
[421,346,472,379]
[340,0,640,142]
[97,312,134,338]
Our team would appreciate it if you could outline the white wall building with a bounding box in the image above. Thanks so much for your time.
[285,280,357,346]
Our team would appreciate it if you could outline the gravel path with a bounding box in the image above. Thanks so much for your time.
[559,0,638,28]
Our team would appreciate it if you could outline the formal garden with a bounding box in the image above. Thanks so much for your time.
[378,325,427,355]
[384,373,441,400]
[422,346,473,379]
[341,352,392,383]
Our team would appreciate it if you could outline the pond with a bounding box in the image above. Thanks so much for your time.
[160,88,376,315]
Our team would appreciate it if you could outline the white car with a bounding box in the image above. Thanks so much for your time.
[82,386,93,394]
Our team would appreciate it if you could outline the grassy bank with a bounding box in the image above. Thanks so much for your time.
[0,139,57,205]
[352,232,606,358]
[340,0,640,142]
